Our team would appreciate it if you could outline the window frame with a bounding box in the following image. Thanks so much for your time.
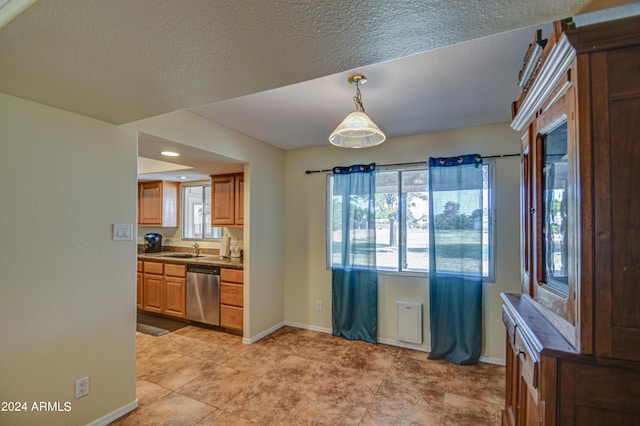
[326,160,496,281]
[181,183,223,241]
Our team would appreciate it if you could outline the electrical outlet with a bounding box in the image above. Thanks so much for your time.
[315,300,323,312]
[75,377,89,399]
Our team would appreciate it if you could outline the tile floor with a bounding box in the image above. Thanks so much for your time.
[112,325,504,425]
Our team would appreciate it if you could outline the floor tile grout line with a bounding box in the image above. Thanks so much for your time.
[129,325,504,425]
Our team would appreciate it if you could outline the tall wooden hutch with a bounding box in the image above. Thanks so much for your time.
[501,14,640,425]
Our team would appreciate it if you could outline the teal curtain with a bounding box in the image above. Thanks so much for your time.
[428,154,483,364]
[331,163,377,344]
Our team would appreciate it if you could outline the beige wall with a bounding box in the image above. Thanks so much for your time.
[284,123,521,363]
[0,99,286,425]
[0,90,516,426]
[121,111,286,341]
[0,93,138,425]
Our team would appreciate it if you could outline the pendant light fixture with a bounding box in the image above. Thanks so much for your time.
[329,74,386,148]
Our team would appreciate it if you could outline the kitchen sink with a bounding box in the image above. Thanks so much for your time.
[161,253,202,259]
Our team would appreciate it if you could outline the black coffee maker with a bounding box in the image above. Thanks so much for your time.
[143,233,163,253]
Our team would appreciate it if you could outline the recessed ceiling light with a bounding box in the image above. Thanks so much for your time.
[161,151,180,157]
[177,176,188,180]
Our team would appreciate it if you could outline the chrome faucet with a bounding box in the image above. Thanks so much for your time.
[193,242,200,257]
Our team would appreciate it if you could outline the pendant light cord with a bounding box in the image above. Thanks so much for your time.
[353,83,365,113]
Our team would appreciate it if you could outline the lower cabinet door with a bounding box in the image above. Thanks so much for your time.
[164,277,186,318]
[143,274,163,313]
[221,283,243,307]
[504,335,519,426]
[518,374,540,426]
[221,305,243,330]
[137,272,144,310]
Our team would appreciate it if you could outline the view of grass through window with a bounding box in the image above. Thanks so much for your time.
[328,163,492,277]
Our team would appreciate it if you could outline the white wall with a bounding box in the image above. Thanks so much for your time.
[0,93,138,425]
[284,123,521,362]
[121,111,286,341]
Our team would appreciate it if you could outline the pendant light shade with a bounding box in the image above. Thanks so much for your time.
[329,111,386,148]
[329,75,386,148]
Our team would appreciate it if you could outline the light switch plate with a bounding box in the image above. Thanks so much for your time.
[112,224,133,241]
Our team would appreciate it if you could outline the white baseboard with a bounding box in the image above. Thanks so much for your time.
[242,321,285,344]
[479,356,506,366]
[88,399,138,426]
[283,322,506,366]
[284,321,331,334]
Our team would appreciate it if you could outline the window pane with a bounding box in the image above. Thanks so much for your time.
[329,176,341,266]
[482,165,490,278]
[327,163,493,278]
[431,189,483,274]
[183,186,203,239]
[542,121,569,293]
[375,171,399,270]
[402,170,429,271]
[330,186,376,268]
[183,185,223,240]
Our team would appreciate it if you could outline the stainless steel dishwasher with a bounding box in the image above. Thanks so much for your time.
[186,265,220,326]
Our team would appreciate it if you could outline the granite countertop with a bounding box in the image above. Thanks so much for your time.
[138,248,243,270]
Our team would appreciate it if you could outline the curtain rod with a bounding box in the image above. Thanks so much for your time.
[304,153,520,174]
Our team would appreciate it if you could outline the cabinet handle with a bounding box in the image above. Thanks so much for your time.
[516,349,525,356]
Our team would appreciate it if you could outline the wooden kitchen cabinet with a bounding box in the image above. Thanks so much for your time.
[164,264,186,318]
[138,180,179,227]
[220,283,243,307]
[503,306,519,425]
[211,173,244,227]
[503,16,640,425]
[221,306,243,332]
[141,261,186,319]
[234,174,244,225]
[143,262,164,314]
[137,260,143,309]
[220,268,243,330]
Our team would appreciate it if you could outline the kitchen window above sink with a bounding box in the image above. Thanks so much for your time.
[183,184,223,240]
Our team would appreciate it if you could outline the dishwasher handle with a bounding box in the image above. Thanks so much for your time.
[187,265,220,275]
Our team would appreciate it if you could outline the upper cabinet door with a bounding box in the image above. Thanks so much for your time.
[531,81,580,348]
[139,181,162,225]
[211,175,236,226]
[138,181,178,227]
[234,174,244,226]
[512,26,581,349]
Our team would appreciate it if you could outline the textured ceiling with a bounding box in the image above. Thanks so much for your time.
[191,24,551,150]
[0,0,638,153]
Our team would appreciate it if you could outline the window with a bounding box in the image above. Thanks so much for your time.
[327,162,494,278]
[182,184,223,240]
